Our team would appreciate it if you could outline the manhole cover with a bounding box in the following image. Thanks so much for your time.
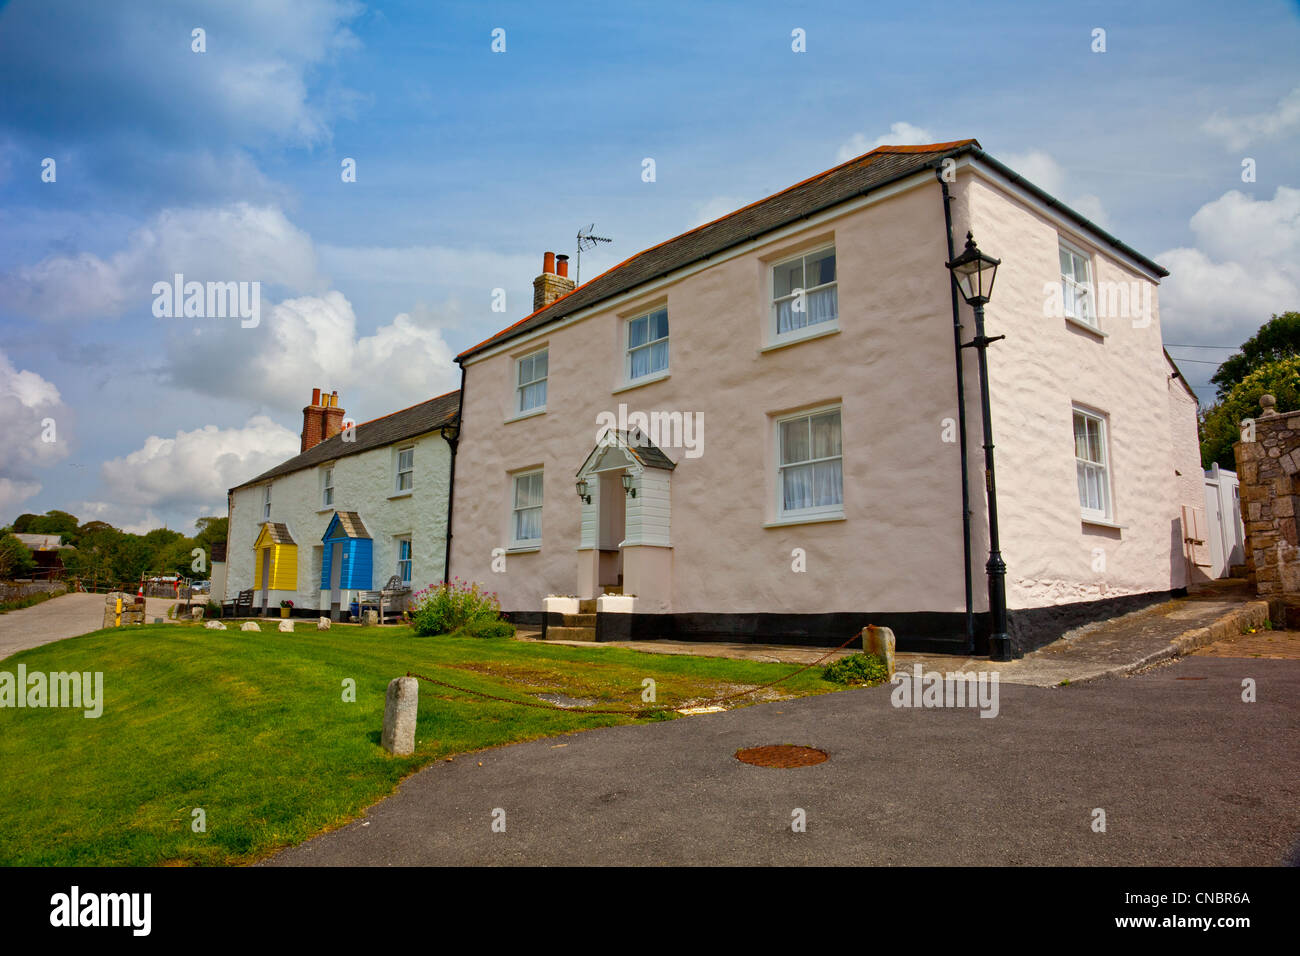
[735,745,827,768]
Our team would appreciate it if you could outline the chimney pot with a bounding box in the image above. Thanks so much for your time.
[543,251,555,275]
[556,254,569,278]
[311,387,321,406]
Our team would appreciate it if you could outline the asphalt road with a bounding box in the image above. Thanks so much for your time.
[267,655,1299,866]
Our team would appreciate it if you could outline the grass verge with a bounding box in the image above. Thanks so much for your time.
[0,621,839,865]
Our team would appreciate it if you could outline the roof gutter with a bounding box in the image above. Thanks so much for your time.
[964,147,1169,278]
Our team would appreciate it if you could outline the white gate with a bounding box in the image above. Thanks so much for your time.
[1203,464,1246,579]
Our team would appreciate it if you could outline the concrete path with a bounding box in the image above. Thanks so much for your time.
[0,592,185,661]
[528,590,1271,687]
[266,653,1299,866]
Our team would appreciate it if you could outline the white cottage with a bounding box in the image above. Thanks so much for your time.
[224,387,459,618]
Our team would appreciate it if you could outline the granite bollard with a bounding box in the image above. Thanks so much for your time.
[382,677,418,755]
[318,617,331,631]
[861,624,897,679]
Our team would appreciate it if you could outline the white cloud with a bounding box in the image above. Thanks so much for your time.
[836,122,935,162]
[1002,150,1110,228]
[0,349,69,518]
[1157,187,1300,341]
[96,416,300,528]
[688,196,751,228]
[1203,87,1300,151]
[0,203,323,322]
[166,291,461,416]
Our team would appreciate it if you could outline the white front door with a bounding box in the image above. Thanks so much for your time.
[597,470,626,587]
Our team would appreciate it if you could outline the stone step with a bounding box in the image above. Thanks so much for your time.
[578,599,597,614]
[603,586,624,596]
[563,613,597,627]
[547,625,596,642]
[1229,563,1250,579]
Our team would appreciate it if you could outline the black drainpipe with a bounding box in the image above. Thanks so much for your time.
[936,167,976,654]
[441,361,466,585]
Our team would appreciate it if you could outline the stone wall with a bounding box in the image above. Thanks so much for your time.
[1233,394,1300,597]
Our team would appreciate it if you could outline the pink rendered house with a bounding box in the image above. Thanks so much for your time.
[448,140,1203,657]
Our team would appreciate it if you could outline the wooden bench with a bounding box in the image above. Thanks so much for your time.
[221,588,253,618]
[358,576,411,624]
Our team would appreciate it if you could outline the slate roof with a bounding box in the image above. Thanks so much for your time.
[325,511,371,539]
[230,390,460,493]
[580,428,677,475]
[458,139,1168,361]
[259,522,296,545]
[14,533,72,551]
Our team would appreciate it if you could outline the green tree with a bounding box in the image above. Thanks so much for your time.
[0,533,35,579]
[193,516,228,563]
[11,513,39,533]
[64,525,122,589]
[1200,355,1300,470]
[18,510,81,545]
[1210,312,1300,398]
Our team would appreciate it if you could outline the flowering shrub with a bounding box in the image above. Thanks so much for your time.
[279,599,294,609]
[409,578,512,638]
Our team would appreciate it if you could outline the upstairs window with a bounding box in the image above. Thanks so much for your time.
[517,348,548,413]
[773,246,837,337]
[263,484,272,520]
[512,470,543,545]
[777,407,843,518]
[627,308,669,381]
[395,446,414,494]
[1074,408,1111,520]
[322,467,334,508]
[1060,241,1095,327]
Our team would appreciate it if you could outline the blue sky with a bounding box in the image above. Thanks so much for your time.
[1,0,1297,531]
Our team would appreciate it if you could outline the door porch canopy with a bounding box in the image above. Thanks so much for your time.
[253,522,298,591]
[321,511,373,591]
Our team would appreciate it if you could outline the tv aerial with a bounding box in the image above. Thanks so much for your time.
[575,224,612,287]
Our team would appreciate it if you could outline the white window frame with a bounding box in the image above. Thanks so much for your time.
[775,404,844,520]
[1073,406,1112,521]
[1059,238,1096,329]
[263,483,272,520]
[510,469,544,548]
[625,307,669,382]
[771,243,838,342]
[395,536,412,585]
[394,445,415,495]
[516,347,548,414]
[322,467,334,509]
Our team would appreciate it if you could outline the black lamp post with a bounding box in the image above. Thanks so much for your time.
[947,231,1012,662]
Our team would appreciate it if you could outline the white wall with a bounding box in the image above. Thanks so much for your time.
[226,430,452,612]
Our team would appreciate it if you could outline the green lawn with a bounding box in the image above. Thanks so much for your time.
[0,622,839,865]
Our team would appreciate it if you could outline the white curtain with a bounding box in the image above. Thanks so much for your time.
[777,286,837,334]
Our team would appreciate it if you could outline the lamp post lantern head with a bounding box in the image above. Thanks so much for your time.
[947,231,1001,305]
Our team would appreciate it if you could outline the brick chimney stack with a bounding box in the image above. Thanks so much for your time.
[301,388,347,452]
[533,251,576,313]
